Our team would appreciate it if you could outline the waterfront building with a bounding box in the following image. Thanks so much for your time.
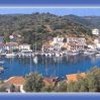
[19,44,31,51]
[4,76,25,93]
[42,36,86,52]
[9,34,22,42]
[94,38,100,50]
[5,42,19,51]
[53,36,64,44]
[42,36,64,52]
[66,73,86,83]
[42,42,53,52]
[87,44,96,50]
[66,37,86,51]
[61,43,70,50]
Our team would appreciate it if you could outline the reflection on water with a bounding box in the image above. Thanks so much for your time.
[0,54,100,79]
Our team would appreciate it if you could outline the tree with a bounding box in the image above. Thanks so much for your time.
[10,84,16,92]
[67,67,100,92]
[0,86,6,92]
[86,67,100,92]
[54,81,67,92]
[41,84,54,92]
[0,81,6,92]
[23,72,45,92]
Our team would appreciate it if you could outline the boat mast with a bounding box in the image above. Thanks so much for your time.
[29,55,32,74]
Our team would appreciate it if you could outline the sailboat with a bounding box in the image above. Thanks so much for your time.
[33,31,38,64]
[33,56,38,64]
[55,52,60,57]
[0,60,4,64]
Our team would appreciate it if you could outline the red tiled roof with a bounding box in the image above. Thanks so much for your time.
[43,77,57,86]
[5,76,25,86]
[66,73,86,82]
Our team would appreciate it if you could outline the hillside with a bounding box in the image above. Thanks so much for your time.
[83,16,100,29]
[0,13,98,49]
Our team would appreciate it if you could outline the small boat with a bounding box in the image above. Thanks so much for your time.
[32,53,35,57]
[45,53,48,57]
[47,53,52,57]
[55,53,60,57]
[0,61,4,64]
[17,53,21,58]
[33,56,38,64]
[95,53,100,57]
[20,50,32,57]
[84,50,95,56]
[67,50,79,56]
[0,66,4,73]
[0,53,6,56]
[6,53,16,58]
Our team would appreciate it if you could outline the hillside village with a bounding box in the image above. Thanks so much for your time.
[0,28,100,58]
[0,67,100,93]
[0,13,100,93]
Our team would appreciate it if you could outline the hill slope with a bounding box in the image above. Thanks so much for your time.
[0,13,98,49]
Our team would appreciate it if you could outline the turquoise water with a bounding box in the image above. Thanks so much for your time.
[0,55,100,80]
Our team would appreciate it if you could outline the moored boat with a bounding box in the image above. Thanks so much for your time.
[33,56,38,64]
[0,66,4,73]
[0,61,4,64]
[67,50,79,56]
[95,53,100,57]
[84,50,95,56]
[6,53,16,58]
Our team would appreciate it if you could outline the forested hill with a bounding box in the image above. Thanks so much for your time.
[0,13,99,48]
[83,16,100,29]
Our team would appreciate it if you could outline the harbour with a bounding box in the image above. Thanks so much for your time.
[0,54,100,80]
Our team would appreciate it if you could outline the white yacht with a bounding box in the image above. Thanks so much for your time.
[45,53,48,57]
[0,61,4,64]
[0,66,4,73]
[33,56,38,64]
[20,50,32,57]
[95,53,100,57]
[47,53,52,57]
[0,52,6,56]
[67,50,79,56]
[55,52,60,57]
[6,53,16,58]
[84,50,95,56]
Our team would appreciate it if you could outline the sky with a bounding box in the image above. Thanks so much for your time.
[0,7,100,16]
[0,0,100,5]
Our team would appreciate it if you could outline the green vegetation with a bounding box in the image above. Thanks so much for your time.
[23,72,45,92]
[0,81,6,92]
[0,13,95,49]
[67,67,100,92]
[0,86,6,92]
[23,67,100,92]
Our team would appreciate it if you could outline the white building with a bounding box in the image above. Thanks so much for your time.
[92,29,99,35]
[42,36,64,52]
[94,39,100,49]
[4,76,26,93]
[52,36,64,51]
[19,44,31,51]
[53,36,64,44]
[5,42,19,51]
[67,37,86,51]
